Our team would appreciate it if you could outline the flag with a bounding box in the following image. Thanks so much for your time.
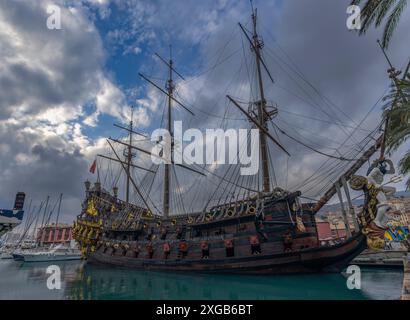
[89,159,97,174]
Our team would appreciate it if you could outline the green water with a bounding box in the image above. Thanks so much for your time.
[0,260,403,300]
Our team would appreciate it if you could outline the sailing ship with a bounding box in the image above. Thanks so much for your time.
[73,7,406,274]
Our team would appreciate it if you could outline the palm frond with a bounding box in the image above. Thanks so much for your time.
[351,0,407,48]
[383,74,410,152]
[358,0,384,35]
[398,151,410,190]
[375,0,397,26]
[381,0,407,48]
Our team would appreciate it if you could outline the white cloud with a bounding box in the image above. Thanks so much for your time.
[0,0,141,217]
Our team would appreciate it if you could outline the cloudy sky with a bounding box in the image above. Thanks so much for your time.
[0,0,409,223]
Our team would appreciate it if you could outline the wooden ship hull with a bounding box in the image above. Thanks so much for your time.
[87,234,366,274]
[74,188,369,274]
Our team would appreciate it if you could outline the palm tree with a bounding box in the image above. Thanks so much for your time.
[351,0,408,48]
[384,70,410,188]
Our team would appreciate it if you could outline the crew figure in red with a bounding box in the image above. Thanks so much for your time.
[201,241,209,259]
[249,235,261,255]
[283,229,293,252]
[163,242,171,259]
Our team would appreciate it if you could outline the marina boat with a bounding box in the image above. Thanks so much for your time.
[0,248,13,260]
[11,194,81,262]
[0,253,13,260]
[10,240,37,261]
[73,7,408,274]
[17,243,81,263]
[12,250,25,261]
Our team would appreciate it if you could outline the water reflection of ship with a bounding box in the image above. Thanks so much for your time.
[65,265,365,300]
[19,260,85,282]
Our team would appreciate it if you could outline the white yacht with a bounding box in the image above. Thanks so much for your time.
[20,241,82,263]
[0,247,14,259]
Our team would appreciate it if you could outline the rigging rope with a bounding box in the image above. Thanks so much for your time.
[272,123,359,161]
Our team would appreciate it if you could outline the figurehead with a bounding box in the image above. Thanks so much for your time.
[351,158,401,250]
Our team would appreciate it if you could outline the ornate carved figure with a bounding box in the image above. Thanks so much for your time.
[351,159,402,250]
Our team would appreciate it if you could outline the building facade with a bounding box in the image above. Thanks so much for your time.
[36,224,73,244]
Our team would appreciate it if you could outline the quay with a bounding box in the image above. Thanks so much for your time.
[352,250,406,268]
[402,254,410,300]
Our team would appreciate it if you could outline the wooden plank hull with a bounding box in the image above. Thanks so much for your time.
[87,233,366,274]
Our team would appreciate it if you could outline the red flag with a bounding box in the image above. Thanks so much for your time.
[89,159,97,174]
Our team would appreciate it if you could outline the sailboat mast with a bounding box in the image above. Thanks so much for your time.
[164,46,174,218]
[251,9,271,193]
[125,107,134,203]
[39,195,49,247]
[53,193,62,244]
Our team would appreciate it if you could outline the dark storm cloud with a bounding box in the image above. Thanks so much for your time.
[0,0,105,120]
[30,145,87,196]
[0,0,115,219]
[0,119,89,221]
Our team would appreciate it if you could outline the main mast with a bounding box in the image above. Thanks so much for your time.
[163,47,174,218]
[125,107,134,203]
[251,9,270,193]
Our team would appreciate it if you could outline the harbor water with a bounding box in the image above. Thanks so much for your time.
[0,259,403,300]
